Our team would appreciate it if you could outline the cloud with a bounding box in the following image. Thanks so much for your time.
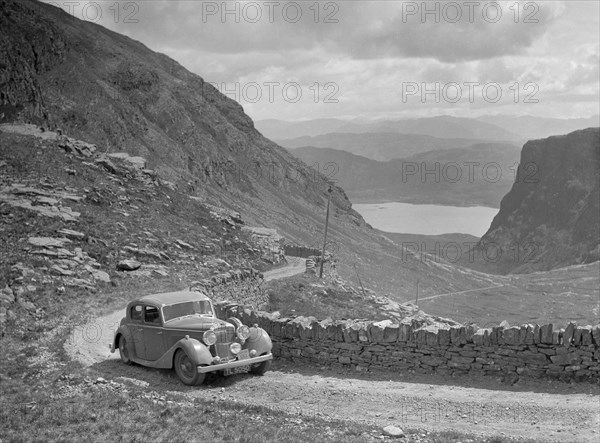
[324,1,563,62]
[98,1,561,63]
[42,0,599,120]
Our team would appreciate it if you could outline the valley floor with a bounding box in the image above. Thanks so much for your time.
[413,263,600,326]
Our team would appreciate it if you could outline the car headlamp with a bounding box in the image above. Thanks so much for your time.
[230,342,242,354]
[203,330,217,346]
[236,325,250,340]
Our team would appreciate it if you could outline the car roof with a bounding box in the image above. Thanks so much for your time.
[134,290,211,307]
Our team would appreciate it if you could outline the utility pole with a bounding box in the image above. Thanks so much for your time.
[319,187,333,278]
[415,279,420,306]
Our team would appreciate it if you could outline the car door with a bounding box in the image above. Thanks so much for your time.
[142,304,165,361]
[129,304,146,360]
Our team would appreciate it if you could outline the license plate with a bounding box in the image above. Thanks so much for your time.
[223,365,250,376]
[237,349,250,361]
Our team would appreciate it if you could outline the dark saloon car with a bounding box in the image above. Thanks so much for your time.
[110,291,272,385]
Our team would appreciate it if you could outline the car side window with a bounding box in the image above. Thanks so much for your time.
[131,305,143,323]
[144,305,161,325]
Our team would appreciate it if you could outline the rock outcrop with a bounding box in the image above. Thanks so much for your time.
[473,128,599,274]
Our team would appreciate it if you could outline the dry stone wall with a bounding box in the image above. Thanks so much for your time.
[206,276,268,310]
[214,302,600,382]
[283,245,321,258]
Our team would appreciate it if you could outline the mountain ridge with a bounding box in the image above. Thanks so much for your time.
[290,143,521,207]
[258,115,599,148]
[279,132,504,162]
[476,114,600,141]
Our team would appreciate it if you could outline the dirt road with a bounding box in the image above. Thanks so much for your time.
[263,257,306,281]
[65,256,600,442]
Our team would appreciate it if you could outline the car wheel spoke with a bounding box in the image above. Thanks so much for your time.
[180,355,193,378]
[174,350,205,385]
[119,337,131,365]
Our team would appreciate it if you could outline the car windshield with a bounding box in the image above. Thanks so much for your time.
[163,300,214,322]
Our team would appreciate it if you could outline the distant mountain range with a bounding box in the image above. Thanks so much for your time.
[290,143,521,207]
[254,118,350,141]
[258,115,523,142]
[476,115,600,141]
[277,114,598,209]
[279,132,501,162]
[258,115,600,146]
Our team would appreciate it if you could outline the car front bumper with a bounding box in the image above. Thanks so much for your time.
[197,353,272,373]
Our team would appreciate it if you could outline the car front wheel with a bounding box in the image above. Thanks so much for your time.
[119,336,132,365]
[174,349,206,386]
[250,355,271,376]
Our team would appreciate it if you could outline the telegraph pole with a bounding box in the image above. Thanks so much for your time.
[319,187,333,278]
[416,279,420,306]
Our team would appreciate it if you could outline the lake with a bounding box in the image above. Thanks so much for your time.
[353,202,498,236]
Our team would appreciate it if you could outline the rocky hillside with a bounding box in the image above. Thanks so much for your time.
[0,0,512,300]
[0,125,283,330]
[471,128,600,274]
[0,0,358,274]
[0,0,360,233]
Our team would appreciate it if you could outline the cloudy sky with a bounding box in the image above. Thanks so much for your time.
[44,1,599,122]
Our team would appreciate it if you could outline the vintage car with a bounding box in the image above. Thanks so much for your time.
[109,291,273,385]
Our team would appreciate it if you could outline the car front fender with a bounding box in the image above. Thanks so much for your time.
[244,327,272,356]
[166,337,213,368]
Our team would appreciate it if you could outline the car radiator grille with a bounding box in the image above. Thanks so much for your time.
[215,343,232,359]
[215,326,235,342]
[214,326,235,360]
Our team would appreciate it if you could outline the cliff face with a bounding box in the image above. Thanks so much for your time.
[0,0,360,239]
[0,0,68,120]
[477,127,600,274]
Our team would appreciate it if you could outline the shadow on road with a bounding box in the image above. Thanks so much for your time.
[89,358,263,391]
[89,356,598,397]
[272,359,600,396]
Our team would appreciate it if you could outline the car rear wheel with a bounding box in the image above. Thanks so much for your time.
[250,355,271,376]
[174,349,206,386]
[119,336,132,365]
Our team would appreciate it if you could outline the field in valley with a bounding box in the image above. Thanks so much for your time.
[403,263,600,327]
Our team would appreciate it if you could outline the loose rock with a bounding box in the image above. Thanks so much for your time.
[28,237,71,248]
[117,259,141,271]
[51,264,74,276]
[382,425,404,438]
[0,286,15,304]
[17,298,36,311]
[58,229,86,240]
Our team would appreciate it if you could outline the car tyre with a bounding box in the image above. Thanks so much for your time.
[250,355,271,376]
[174,349,206,386]
[119,336,132,365]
